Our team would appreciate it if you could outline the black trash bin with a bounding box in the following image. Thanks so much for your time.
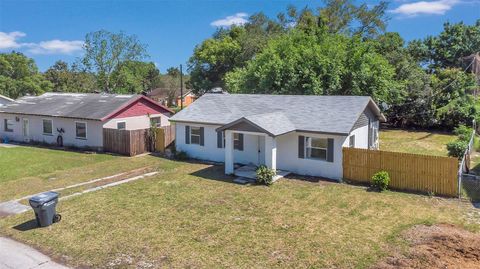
[29,191,61,227]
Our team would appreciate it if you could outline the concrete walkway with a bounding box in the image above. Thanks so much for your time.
[0,171,157,217]
[0,237,69,268]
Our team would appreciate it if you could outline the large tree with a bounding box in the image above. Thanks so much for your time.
[110,61,160,94]
[81,30,148,92]
[225,30,401,105]
[188,14,285,94]
[0,52,52,98]
[44,60,96,93]
[408,20,480,71]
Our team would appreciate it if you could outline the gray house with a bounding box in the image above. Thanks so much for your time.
[169,94,386,180]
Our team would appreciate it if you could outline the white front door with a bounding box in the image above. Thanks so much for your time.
[22,118,30,141]
[257,136,265,165]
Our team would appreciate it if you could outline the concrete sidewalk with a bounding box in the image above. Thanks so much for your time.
[0,237,69,268]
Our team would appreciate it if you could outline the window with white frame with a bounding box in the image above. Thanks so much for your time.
[4,119,13,132]
[150,117,161,128]
[234,133,241,150]
[75,122,87,139]
[190,127,201,145]
[349,135,355,148]
[305,137,328,160]
[42,119,53,135]
[117,121,126,130]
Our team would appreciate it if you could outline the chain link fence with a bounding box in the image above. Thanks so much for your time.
[461,174,480,202]
[459,121,480,201]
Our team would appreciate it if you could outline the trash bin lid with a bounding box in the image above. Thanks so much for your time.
[29,191,59,204]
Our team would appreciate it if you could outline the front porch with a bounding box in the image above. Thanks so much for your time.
[234,164,290,182]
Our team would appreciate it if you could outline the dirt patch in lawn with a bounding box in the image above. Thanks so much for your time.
[373,224,480,269]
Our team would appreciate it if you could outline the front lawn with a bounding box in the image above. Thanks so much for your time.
[0,145,171,201]
[380,129,456,156]
[0,162,477,268]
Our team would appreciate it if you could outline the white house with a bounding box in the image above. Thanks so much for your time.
[0,93,173,150]
[169,94,386,180]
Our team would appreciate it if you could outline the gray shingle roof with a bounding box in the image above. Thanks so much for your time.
[170,94,385,135]
[0,93,139,120]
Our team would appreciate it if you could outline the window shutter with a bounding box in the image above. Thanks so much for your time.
[298,135,305,159]
[238,133,244,151]
[327,138,334,162]
[200,127,205,146]
[217,131,223,148]
[185,126,190,144]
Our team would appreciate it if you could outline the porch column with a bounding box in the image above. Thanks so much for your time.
[224,130,234,174]
[265,136,277,171]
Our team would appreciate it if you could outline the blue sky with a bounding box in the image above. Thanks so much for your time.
[0,0,479,73]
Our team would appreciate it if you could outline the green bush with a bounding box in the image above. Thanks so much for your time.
[175,150,189,161]
[256,165,276,186]
[371,171,390,192]
[453,124,473,142]
[447,140,468,159]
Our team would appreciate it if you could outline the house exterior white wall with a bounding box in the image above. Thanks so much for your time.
[0,113,104,149]
[276,131,347,180]
[103,113,170,130]
[175,122,354,180]
[175,122,260,165]
[345,125,369,149]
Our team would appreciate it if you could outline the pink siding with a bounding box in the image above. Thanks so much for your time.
[109,98,171,119]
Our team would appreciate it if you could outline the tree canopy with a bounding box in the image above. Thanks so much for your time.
[0,52,52,98]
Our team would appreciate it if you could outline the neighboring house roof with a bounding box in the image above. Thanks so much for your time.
[170,94,386,136]
[0,94,14,105]
[147,88,193,99]
[0,92,173,121]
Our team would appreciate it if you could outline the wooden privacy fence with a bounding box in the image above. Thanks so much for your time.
[155,125,175,153]
[103,128,149,156]
[343,148,459,197]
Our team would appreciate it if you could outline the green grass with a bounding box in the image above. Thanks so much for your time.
[0,146,115,183]
[380,129,456,156]
[0,146,170,201]
[0,162,477,268]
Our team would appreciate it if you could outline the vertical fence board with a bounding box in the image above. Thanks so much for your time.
[103,128,149,156]
[155,126,175,153]
[343,148,459,197]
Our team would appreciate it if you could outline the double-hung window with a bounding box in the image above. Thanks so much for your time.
[234,133,241,150]
[190,127,201,145]
[75,122,87,139]
[4,119,13,132]
[349,135,355,148]
[42,119,53,135]
[305,137,328,160]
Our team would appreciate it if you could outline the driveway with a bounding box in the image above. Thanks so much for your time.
[0,237,69,268]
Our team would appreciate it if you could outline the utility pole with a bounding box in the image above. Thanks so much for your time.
[180,64,184,110]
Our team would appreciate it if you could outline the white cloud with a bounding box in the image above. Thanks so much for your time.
[0,31,26,49]
[27,40,84,55]
[211,13,248,27]
[0,31,83,55]
[390,0,460,16]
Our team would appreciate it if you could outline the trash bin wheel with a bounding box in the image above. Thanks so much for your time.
[53,214,62,223]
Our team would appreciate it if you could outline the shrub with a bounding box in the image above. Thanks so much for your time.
[447,140,468,159]
[453,124,473,142]
[175,150,189,161]
[256,165,276,186]
[371,171,390,192]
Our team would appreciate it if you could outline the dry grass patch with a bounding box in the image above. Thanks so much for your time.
[0,162,477,269]
[380,129,456,156]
